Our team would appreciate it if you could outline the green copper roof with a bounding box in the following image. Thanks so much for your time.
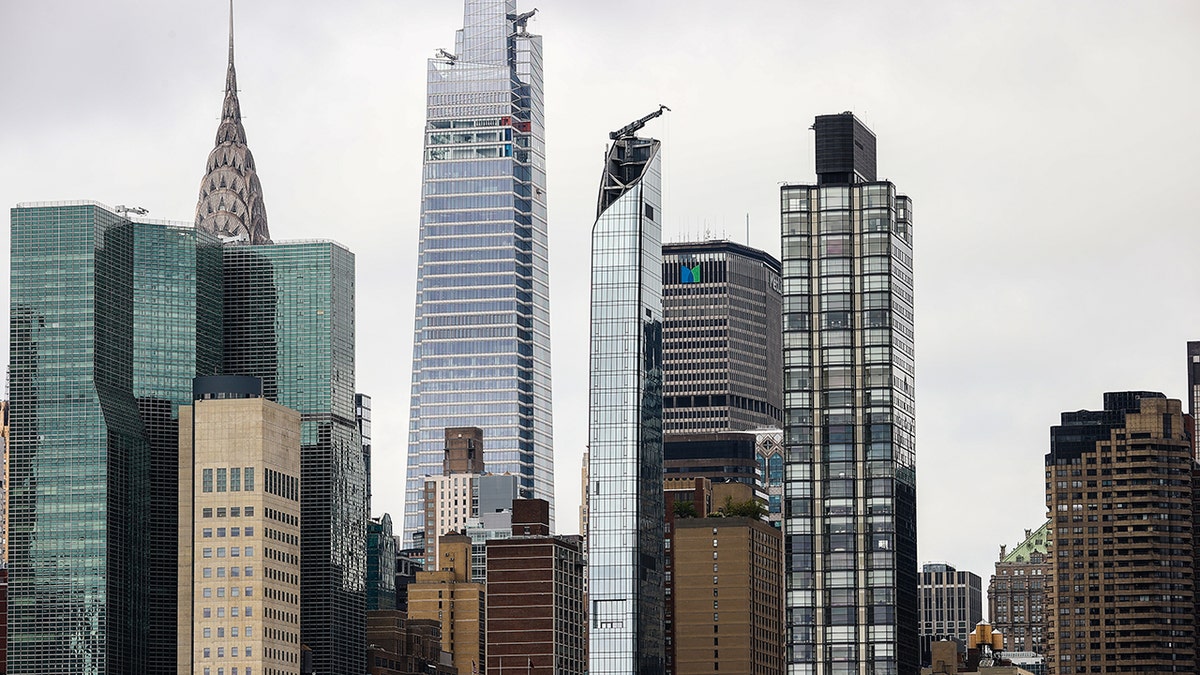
[1002,520,1051,563]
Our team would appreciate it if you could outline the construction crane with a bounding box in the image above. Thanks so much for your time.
[508,9,537,33]
[114,205,148,217]
[609,104,670,141]
[436,48,457,63]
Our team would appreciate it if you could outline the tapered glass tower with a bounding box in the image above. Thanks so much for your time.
[405,0,552,543]
[781,113,918,675]
[587,122,665,675]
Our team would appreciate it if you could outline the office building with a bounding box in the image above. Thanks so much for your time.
[366,610,455,675]
[395,547,424,613]
[405,0,554,544]
[661,240,782,435]
[9,201,222,672]
[178,376,302,675]
[670,516,784,675]
[1,401,8,564]
[408,533,486,675]
[485,500,586,675]
[587,107,667,675]
[664,432,764,509]
[989,523,1050,655]
[1044,392,1195,674]
[781,112,918,675]
[359,393,373,504]
[221,240,366,675]
[919,563,983,666]
[368,515,398,611]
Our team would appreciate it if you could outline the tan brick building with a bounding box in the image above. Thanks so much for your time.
[1044,392,1195,674]
[670,516,783,675]
[408,533,485,675]
[177,376,302,675]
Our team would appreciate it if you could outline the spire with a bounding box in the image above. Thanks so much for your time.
[195,0,271,244]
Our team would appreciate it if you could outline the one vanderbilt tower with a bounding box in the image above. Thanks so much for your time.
[781,113,918,675]
[404,0,554,544]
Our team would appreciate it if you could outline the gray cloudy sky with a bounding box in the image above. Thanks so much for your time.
[3,1,1199,603]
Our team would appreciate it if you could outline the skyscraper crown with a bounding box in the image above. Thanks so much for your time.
[195,0,270,244]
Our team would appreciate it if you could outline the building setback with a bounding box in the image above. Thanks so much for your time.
[405,0,555,544]
[177,376,302,675]
[919,563,983,666]
[485,500,586,675]
[1044,392,1195,674]
[587,108,667,675]
[8,201,222,673]
[989,522,1051,656]
[221,240,365,675]
[661,240,782,435]
[669,516,784,675]
[781,112,918,675]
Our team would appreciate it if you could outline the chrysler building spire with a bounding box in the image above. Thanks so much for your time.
[195,0,270,244]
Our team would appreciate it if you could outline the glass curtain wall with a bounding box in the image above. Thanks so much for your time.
[588,137,665,675]
[405,0,554,545]
[781,183,917,675]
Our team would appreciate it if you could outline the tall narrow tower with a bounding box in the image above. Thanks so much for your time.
[404,0,553,545]
[587,109,667,675]
[781,113,918,675]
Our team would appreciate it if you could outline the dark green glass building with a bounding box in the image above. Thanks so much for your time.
[222,241,366,675]
[8,202,222,673]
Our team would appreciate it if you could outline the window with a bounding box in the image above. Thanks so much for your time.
[230,467,241,492]
[244,467,255,491]
[202,507,213,518]
[202,469,214,493]
[217,468,227,492]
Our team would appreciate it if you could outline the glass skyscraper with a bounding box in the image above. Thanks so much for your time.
[781,113,918,675]
[9,202,221,673]
[405,0,553,544]
[587,127,665,675]
[222,241,366,675]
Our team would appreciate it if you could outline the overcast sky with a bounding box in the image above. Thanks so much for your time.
[3,1,1199,604]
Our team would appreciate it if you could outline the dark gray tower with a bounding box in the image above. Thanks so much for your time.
[661,240,782,435]
[781,112,918,675]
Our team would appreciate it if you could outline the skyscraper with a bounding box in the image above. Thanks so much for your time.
[405,0,553,543]
[661,240,782,435]
[8,202,221,672]
[587,108,667,675]
[781,112,918,675]
[177,375,302,675]
[1044,392,1195,674]
[221,241,365,675]
[918,563,983,666]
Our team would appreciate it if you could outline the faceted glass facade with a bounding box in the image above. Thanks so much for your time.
[9,203,220,673]
[661,241,783,435]
[781,178,918,674]
[405,0,553,543]
[223,241,366,675]
[587,137,665,675]
[133,222,224,674]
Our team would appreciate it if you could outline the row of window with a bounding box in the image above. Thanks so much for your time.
[202,467,255,493]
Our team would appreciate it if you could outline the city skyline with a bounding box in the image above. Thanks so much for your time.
[2,0,1199,586]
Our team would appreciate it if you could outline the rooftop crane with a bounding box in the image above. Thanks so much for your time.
[508,9,538,33]
[609,104,670,141]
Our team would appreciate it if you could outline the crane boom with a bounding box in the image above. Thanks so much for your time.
[609,104,670,141]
